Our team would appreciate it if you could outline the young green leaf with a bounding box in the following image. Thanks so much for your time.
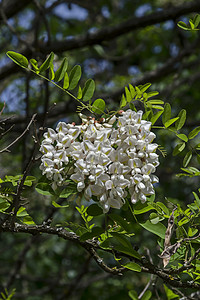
[54,57,68,82]
[140,83,151,93]
[164,117,179,128]
[63,72,69,89]
[175,109,186,130]
[39,52,54,73]
[49,64,55,80]
[183,151,192,167]
[68,65,81,90]
[125,86,132,102]
[35,183,54,196]
[150,110,163,125]
[188,126,200,140]
[7,51,28,68]
[141,290,152,300]
[147,99,164,105]
[140,220,166,239]
[176,133,188,142]
[30,59,39,72]
[120,93,127,107]
[123,262,141,272]
[177,21,189,30]
[193,14,200,28]
[128,290,138,300]
[52,200,69,208]
[129,84,136,98]
[92,98,105,114]
[162,103,171,125]
[172,142,185,156]
[82,79,95,101]
[77,86,82,99]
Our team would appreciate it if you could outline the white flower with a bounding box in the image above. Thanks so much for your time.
[40,109,160,212]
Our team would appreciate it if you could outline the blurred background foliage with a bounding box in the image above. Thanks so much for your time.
[0,0,200,299]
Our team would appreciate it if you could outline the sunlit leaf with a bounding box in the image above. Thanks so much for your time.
[39,52,54,73]
[162,103,171,125]
[92,98,105,114]
[7,51,28,68]
[54,57,68,82]
[140,220,166,239]
[82,79,95,101]
[123,262,141,272]
[188,126,200,140]
[175,109,186,130]
[63,72,69,89]
[68,65,81,90]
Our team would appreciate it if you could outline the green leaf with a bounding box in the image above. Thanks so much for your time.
[140,83,151,93]
[68,65,82,90]
[82,79,95,101]
[146,91,159,98]
[87,203,103,216]
[59,186,77,198]
[164,285,179,300]
[150,110,163,125]
[134,202,154,215]
[30,59,39,72]
[77,86,82,99]
[151,105,164,110]
[49,64,55,80]
[188,126,200,140]
[17,207,29,217]
[80,226,104,241]
[129,84,136,98]
[164,117,179,128]
[52,200,69,208]
[183,151,192,167]
[39,52,54,73]
[175,109,186,130]
[63,72,69,89]
[111,232,132,249]
[156,202,169,215]
[189,19,195,30]
[21,215,35,225]
[123,262,141,272]
[0,198,10,211]
[54,57,68,82]
[7,51,28,68]
[140,220,166,239]
[176,133,188,142]
[193,14,200,28]
[162,103,171,125]
[125,86,132,102]
[147,99,164,105]
[193,191,200,207]
[35,183,54,196]
[128,290,138,300]
[92,98,105,114]
[109,213,132,233]
[141,290,152,300]
[120,93,127,107]
[177,21,189,30]
[172,142,185,156]
[114,244,141,259]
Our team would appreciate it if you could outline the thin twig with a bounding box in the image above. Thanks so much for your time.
[0,114,37,153]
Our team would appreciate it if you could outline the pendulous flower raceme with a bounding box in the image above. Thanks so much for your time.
[40,109,159,213]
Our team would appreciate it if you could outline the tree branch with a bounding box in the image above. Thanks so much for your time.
[1,222,200,290]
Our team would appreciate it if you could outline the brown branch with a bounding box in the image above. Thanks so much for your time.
[0,0,32,23]
[1,222,200,290]
[1,1,200,81]
[0,113,37,153]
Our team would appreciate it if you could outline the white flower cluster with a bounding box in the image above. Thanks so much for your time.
[40,109,159,213]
